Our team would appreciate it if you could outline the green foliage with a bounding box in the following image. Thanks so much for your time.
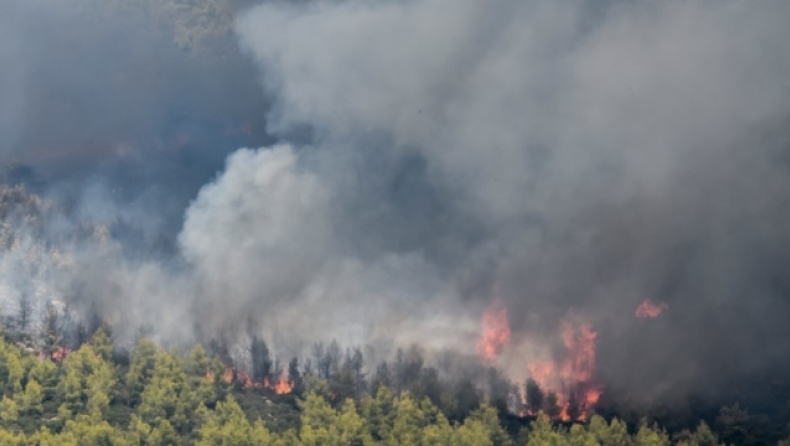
[588,414,632,446]
[634,419,670,446]
[524,412,567,446]
[0,330,779,445]
[0,396,19,424]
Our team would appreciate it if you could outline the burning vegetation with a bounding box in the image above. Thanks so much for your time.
[477,299,511,363]
[0,0,789,444]
[636,300,669,319]
[476,303,604,422]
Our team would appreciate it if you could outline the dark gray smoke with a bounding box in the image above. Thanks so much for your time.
[0,0,269,244]
[227,0,790,401]
[1,0,790,407]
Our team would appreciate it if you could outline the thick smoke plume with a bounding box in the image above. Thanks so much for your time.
[228,0,790,402]
[0,0,789,411]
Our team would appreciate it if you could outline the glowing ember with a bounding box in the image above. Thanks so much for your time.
[476,299,511,362]
[636,300,668,319]
[273,372,293,394]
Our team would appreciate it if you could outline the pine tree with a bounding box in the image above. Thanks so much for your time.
[524,378,544,416]
[543,391,561,420]
[250,335,272,385]
[288,356,303,394]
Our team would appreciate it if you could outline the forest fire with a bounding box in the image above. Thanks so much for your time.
[38,346,71,363]
[474,298,602,421]
[474,299,602,421]
[207,367,292,394]
[273,372,294,394]
[476,299,511,362]
[523,314,602,421]
[636,300,668,319]
[236,370,253,388]
[560,319,597,383]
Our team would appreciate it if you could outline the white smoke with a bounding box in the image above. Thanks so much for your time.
[180,144,477,350]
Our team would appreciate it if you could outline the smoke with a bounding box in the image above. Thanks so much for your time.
[180,143,475,352]
[226,0,790,401]
[0,0,789,408]
[0,0,270,244]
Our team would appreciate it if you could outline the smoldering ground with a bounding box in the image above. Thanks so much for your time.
[1,0,790,410]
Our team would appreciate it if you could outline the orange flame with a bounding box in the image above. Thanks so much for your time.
[206,366,266,390]
[476,299,511,362]
[635,300,668,319]
[273,372,293,394]
[528,361,555,387]
[525,312,602,421]
[236,370,253,388]
[38,346,71,363]
[222,367,234,384]
[561,320,597,383]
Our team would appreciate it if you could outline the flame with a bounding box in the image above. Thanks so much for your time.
[560,320,597,383]
[199,358,296,394]
[222,367,234,384]
[236,370,253,388]
[273,372,293,394]
[476,299,511,362]
[38,346,71,363]
[52,347,71,362]
[528,361,556,387]
[635,300,668,319]
[473,302,603,421]
[583,387,603,406]
[525,312,602,422]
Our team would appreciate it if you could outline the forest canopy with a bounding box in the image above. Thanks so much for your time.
[0,322,783,445]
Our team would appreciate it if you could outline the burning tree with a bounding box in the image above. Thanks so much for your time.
[476,299,511,363]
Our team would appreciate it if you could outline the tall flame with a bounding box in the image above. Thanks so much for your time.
[635,300,668,319]
[476,299,511,362]
[222,367,234,384]
[273,372,293,394]
[560,320,597,383]
[525,313,602,421]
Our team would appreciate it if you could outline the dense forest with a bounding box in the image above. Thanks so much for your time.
[0,318,783,446]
